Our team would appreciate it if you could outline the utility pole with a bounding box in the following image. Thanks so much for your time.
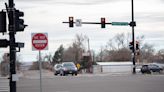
[87,38,92,73]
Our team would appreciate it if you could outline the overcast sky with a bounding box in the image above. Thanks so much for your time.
[0,0,164,62]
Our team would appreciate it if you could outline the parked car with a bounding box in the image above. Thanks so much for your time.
[140,64,163,74]
[54,64,62,75]
[59,62,78,76]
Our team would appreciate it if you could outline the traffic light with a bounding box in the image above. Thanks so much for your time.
[101,18,105,28]
[69,17,74,27]
[129,41,134,50]
[0,39,9,48]
[0,11,6,33]
[136,41,139,50]
[15,9,27,31]
[136,41,140,55]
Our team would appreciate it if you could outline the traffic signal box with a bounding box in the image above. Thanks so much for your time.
[136,41,140,55]
[69,17,74,27]
[136,41,139,50]
[101,18,105,28]
[0,11,6,33]
[0,11,8,48]
[129,41,134,50]
[15,9,27,32]
[129,41,140,55]
[0,39,9,48]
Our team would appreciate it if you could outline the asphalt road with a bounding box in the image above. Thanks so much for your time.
[17,74,164,92]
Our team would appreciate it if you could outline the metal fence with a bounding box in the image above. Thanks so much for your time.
[93,65,134,74]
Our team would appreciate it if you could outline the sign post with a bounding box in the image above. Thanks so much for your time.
[32,33,48,92]
[39,50,42,92]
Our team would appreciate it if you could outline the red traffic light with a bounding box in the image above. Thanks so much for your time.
[69,17,74,27]
[101,18,105,28]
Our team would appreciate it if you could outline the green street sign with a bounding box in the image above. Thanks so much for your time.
[112,22,129,26]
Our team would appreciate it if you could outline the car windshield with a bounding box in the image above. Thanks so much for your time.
[149,65,159,68]
[56,65,61,68]
[63,63,75,67]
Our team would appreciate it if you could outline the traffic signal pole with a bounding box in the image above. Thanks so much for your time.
[131,0,136,74]
[0,0,26,92]
[8,0,17,92]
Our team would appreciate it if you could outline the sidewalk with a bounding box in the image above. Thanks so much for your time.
[0,77,9,92]
[20,70,54,79]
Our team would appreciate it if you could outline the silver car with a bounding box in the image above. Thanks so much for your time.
[54,64,62,75]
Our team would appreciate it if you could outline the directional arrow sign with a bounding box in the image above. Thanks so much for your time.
[112,22,129,26]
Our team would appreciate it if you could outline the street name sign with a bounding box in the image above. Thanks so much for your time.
[112,22,129,26]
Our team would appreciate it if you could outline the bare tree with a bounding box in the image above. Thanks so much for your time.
[63,34,88,63]
[106,39,116,51]
[99,33,146,62]
[103,33,132,62]
[114,33,126,49]
[96,46,107,62]
[140,43,155,63]
[156,49,164,63]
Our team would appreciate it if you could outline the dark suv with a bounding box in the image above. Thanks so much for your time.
[141,64,163,74]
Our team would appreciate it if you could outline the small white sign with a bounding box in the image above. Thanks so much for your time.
[12,74,19,82]
[75,19,82,27]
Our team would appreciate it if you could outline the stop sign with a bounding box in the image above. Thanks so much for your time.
[32,33,48,51]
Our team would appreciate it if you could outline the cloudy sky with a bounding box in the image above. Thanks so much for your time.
[0,0,164,62]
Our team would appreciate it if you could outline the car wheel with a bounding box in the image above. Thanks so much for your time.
[150,70,153,74]
[159,70,162,74]
[60,70,64,76]
[54,73,58,76]
[141,71,144,74]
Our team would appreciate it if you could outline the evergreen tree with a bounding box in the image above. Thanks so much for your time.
[52,45,64,65]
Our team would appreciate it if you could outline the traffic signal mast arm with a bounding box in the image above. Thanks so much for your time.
[63,21,112,24]
[63,17,136,28]
[63,21,135,25]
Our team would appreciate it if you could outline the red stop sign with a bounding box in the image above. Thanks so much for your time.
[32,33,48,50]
